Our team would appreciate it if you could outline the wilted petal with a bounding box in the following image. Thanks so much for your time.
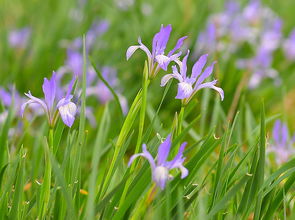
[58,100,77,127]
[128,144,156,170]
[191,54,208,79]
[176,82,193,99]
[195,80,224,100]
[42,72,56,110]
[157,134,172,165]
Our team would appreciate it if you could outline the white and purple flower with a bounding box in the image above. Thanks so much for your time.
[21,72,77,127]
[128,134,188,190]
[161,50,224,103]
[126,24,187,77]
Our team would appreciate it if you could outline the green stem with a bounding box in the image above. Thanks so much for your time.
[118,61,149,207]
[39,128,53,219]
[98,86,143,199]
[177,105,185,136]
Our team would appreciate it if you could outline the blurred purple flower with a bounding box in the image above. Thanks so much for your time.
[21,72,77,127]
[66,49,83,76]
[86,67,128,114]
[126,24,187,77]
[161,50,224,103]
[238,47,280,89]
[128,134,188,190]
[269,120,295,164]
[283,30,295,60]
[8,27,31,49]
[196,23,216,54]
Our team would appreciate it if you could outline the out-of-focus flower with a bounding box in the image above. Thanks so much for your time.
[195,0,284,88]
[283,30,295,60]
[269,120,295,164]
[8,27,31,49]
[237,48,280,89]
[126,24,187,78]
[86,67,128,114]
[115,0,134,11]
[21,72,77,127]
[161,51,224,103]
[128,134,188,190]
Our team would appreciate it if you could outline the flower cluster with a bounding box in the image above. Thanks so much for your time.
[126,24,224,189]
[195,0,286,88]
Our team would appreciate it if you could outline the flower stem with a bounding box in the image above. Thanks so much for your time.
[118,61,149,207]
[177,105,185,136]
[39,128,53,219]
[98,62,150,199]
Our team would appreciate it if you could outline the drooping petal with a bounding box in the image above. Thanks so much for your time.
[195,80,224,100]
[178,165,189,179]
[160,72,182,87]
[57,100,77,127]
[22,91,48,116]
[126,37,152,62]
[157,134,172,166]
[126,45,140,60]
[191,54,208,79]
[175,82,193,99]
[195,61,216,86]
[42,72,56,110]
[128,144,156,171]
[168,36,187,56]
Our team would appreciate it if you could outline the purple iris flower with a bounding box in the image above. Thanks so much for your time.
[128,134,188,190]
[21,72,77,127]
[269,120,295,165]
[161,50,224,103]
[8,27,31,49]
[283,30,295,61]
[126,24,187,77]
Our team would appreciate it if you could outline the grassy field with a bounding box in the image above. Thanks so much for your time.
[0,0,295,219]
